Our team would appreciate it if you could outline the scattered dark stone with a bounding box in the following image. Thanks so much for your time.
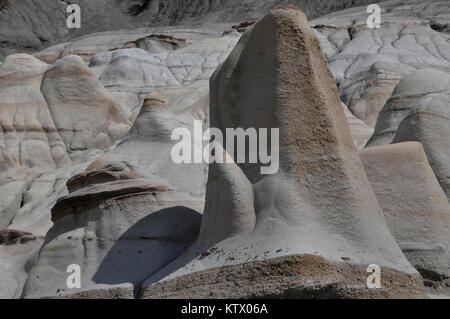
[232,19,258,32]
[417,268,445,282]
[430,22,450,33]
[423,280,439,289]
[0,228,37,245]
[0,0,7,10]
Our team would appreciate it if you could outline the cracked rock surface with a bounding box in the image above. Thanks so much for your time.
[0,0,381,60]
[368,69,450,200]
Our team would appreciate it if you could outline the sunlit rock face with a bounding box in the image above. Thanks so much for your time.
[22,158,202,299]
[367,69,450,201]
[139,7,426,299]
[0,53,130,171]
[360,142,450,296]
[312,0,450,127]
[0,54,69,171]
[0,53,131,243]
[1,0,450,299]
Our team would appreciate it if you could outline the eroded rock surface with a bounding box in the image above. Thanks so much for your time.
[22,158,201,299]
[1,0,449,299]
[0,0,381,60]
[312,0,450,127]
[367,69,450,200]
[0,228,43,299]
[0,53,132,239]
[360,142,450,295]
[140,7,424,299]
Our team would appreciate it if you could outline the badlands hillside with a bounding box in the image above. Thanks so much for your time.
[0,0,449,299]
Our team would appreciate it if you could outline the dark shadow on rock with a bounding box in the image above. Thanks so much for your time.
[92,206,201,295]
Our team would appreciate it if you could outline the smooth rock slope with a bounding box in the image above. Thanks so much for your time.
[360,143,450,295]
[367,69,450,200]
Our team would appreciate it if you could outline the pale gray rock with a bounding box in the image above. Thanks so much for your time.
[367,69,450,200]
[360,143,450,291]
[7,164,95,237]
[0,0,381,60]
[312,0,450,126]
[0,53,131,170]
[0,24,232,261]
[41,55,131,160]
[2,0,449,299]
[22,158,202,299]
[22,90,206,298]
[0,54,69,170]
[0,233,43,299]
[0,53,133,237]
[88,32,239,120]
[102,92,208,205]
[141,7,424,299]
[0,181,27,228]
[34,29,190,64]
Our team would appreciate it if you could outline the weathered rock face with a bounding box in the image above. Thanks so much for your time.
[312,0,450,127]
[367,69,450,200]
[0,228,44,299]
[41,55,130,159]
[0,53,130,171]
[88,31,239,121]
[22,88,206,298]
[360,142,450,295]
[0,181,27,228]
[2,0,450,300]
[103,92,208,202]
[22,158,202,299]
[0,25,230,260]
[0,0,381,60]
[0,53,132,238]
[0,229,38,245]
[342,103,374,149]
[0,54,69,170]
[140,7,425,299]
[0,0,67,59]
[0,229,43,299]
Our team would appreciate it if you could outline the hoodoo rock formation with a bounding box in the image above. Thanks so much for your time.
[1,0,450,300]
[0,53,130,171]
[21,92,206,298]
[140,7,426,299]
[360,143,450,296]
[0,0,382,60]
[368,69,450,200]
[22,158,202,298]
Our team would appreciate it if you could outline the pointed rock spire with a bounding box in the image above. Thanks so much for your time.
[141,6,425,299]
